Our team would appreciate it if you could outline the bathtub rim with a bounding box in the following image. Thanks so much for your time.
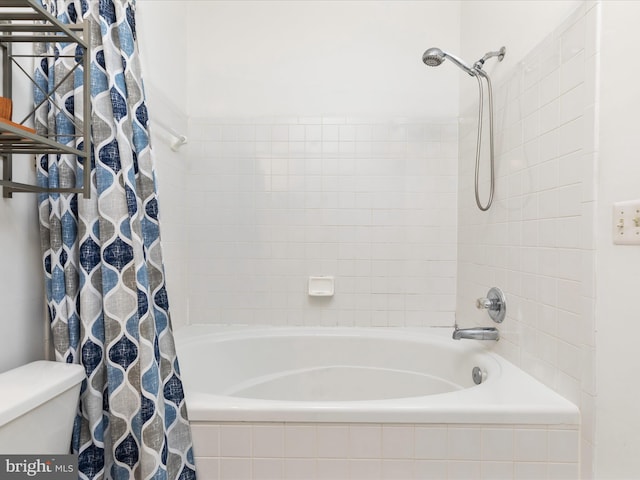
[175,325,580,426]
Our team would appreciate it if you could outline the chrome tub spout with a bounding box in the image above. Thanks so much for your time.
[452,326,499,341]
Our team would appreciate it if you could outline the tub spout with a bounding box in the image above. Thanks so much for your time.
[452,326,499,341]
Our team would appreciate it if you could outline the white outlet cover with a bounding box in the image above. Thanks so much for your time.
[613,199,640,245]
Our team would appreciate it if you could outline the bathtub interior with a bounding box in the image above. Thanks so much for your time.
[176,327,496,402]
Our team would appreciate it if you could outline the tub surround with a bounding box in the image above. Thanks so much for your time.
[186,117,458,328]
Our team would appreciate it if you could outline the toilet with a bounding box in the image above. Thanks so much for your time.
[0,360,85,454]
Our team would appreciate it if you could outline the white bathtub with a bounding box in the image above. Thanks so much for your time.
[175,326,579,426]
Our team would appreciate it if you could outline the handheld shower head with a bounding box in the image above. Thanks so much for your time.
[422,47,445,67]
[422,47,476,76]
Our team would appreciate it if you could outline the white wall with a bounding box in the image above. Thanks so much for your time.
[0,194,46,373]
[137,0,190,328]
[594,2,640,477]
[186,1,461,118]
[0,49,47,373]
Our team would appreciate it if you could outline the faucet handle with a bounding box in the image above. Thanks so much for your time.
[475,287,506,323]
[476,297,493,310]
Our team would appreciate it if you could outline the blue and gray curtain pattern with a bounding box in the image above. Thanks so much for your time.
[34,1,196,479]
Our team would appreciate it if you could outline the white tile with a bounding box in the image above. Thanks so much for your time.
[448,427,481,460]
[339,125,356,141]
[349,459,381,480]
[560,50,584,94]
[514,461,547,480]
[580,438,594,480]
[271,125,289,142]
[195,457,219,480]
[381,460,413,480]
[481,461,514,480]
[285,425,316,458]
[252,459,284,480]
[317,459,348,480]
[559,84,584,125]
[514,428,548,462]
[548,462,579,480]
[220,458,252,480]
[561,16,585,62]
[481,428,514,461]
[382,425,414,459]
[540,70,560,107]
[316,425,349,459]
[253,425,284,458]
[191,424,220,457]
[284,459,316,480]
[557,117,584,156]
[448,461,481,480]
[548,429,579,463]
[413,460,447,480]
[349,425,382,459]
[220,425,252,458]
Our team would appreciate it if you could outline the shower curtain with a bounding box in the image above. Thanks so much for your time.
[34,1,196,479]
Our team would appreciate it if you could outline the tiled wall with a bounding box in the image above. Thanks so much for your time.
[191,422,579,480]
[456,2,598,477]
[186,117,458,327]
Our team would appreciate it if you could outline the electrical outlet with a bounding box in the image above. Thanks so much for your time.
[613,200,640,245]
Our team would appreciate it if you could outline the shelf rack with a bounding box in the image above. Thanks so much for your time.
[0,0,90,197]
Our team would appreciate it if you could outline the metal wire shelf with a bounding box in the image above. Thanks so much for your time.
[0,0,91,197]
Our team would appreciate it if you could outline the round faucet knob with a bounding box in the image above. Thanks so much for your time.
[476,297,493,310]
[475,287,506,323]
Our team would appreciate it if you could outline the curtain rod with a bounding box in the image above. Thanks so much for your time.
[151,119,188,152]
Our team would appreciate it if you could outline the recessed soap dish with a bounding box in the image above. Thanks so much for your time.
[308,276,334,297]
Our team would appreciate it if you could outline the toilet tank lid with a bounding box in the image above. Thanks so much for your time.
[0,361,85,428]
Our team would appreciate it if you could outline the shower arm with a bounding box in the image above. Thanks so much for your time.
[473,47,507,70]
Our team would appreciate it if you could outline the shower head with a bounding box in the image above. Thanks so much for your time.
[422,47,445,67]
[422,47,476,76]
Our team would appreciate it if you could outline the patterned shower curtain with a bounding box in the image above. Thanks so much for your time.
[34,1,196,479]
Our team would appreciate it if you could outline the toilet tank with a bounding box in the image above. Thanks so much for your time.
[0,361,85,454]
